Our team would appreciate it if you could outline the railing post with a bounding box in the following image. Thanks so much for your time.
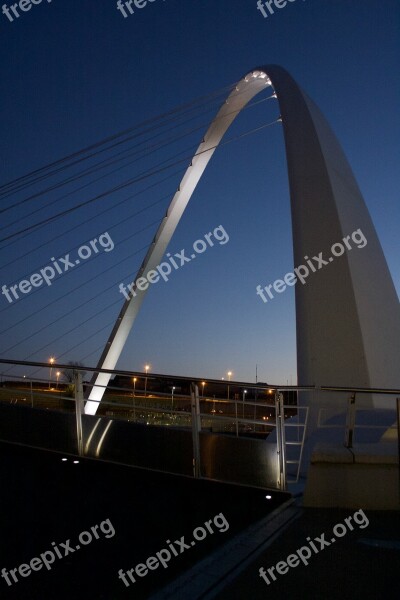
[235,398,238,437]
[397,398,400,505]
[275,391,286,491]
[74,371,84,456]
[190,383,201,478]
[344,393,356,448]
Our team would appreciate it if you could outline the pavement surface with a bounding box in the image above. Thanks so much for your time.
[0,441,288,599]
[1,440,399,600]
[213,506,400,600]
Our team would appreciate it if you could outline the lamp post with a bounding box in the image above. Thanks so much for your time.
[201,381,205,398]
[56,372,60,389]
[227,371,232,401]
[144,365,150,397]
[132,377,137,420]
[48,357,55,389]
[171,386,176,420]
[242,389,247,419]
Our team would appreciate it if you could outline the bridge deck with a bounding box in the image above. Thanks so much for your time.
[0,441,288,599]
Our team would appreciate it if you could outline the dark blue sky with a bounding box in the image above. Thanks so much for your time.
[1,0,399,384]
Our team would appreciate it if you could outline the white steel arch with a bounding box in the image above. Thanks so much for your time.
[85,65,400,415]
[85,69,273,414]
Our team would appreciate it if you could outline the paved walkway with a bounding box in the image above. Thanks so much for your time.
[213,506,400,600]
[1,440,399,599]
[0,441,288,599]
[154,503,400,600]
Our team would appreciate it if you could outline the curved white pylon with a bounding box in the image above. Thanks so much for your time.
[85,65,400,416]
[84,71,273,414]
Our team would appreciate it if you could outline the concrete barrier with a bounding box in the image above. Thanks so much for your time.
[303,442,399,510]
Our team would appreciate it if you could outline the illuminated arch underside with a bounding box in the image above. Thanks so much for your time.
[85,65,400,415]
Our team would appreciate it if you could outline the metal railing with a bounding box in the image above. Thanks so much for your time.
[317,385,400,448]
[1,359,398,491]
[0,358,309,490]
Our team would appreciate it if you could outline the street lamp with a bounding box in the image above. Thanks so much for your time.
[132,377,137,420]
[227,371,232,400]
[144,364,150,397]
[201,381,206,398]
[242,389,247,418]
[48,357,55,388]
[171,386,176,419]
[56,372,60,389]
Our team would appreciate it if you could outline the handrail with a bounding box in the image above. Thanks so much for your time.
[0,357,314,392]
[320,385,400,395]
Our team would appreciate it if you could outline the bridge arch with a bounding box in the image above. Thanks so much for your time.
[85,65,400,416]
